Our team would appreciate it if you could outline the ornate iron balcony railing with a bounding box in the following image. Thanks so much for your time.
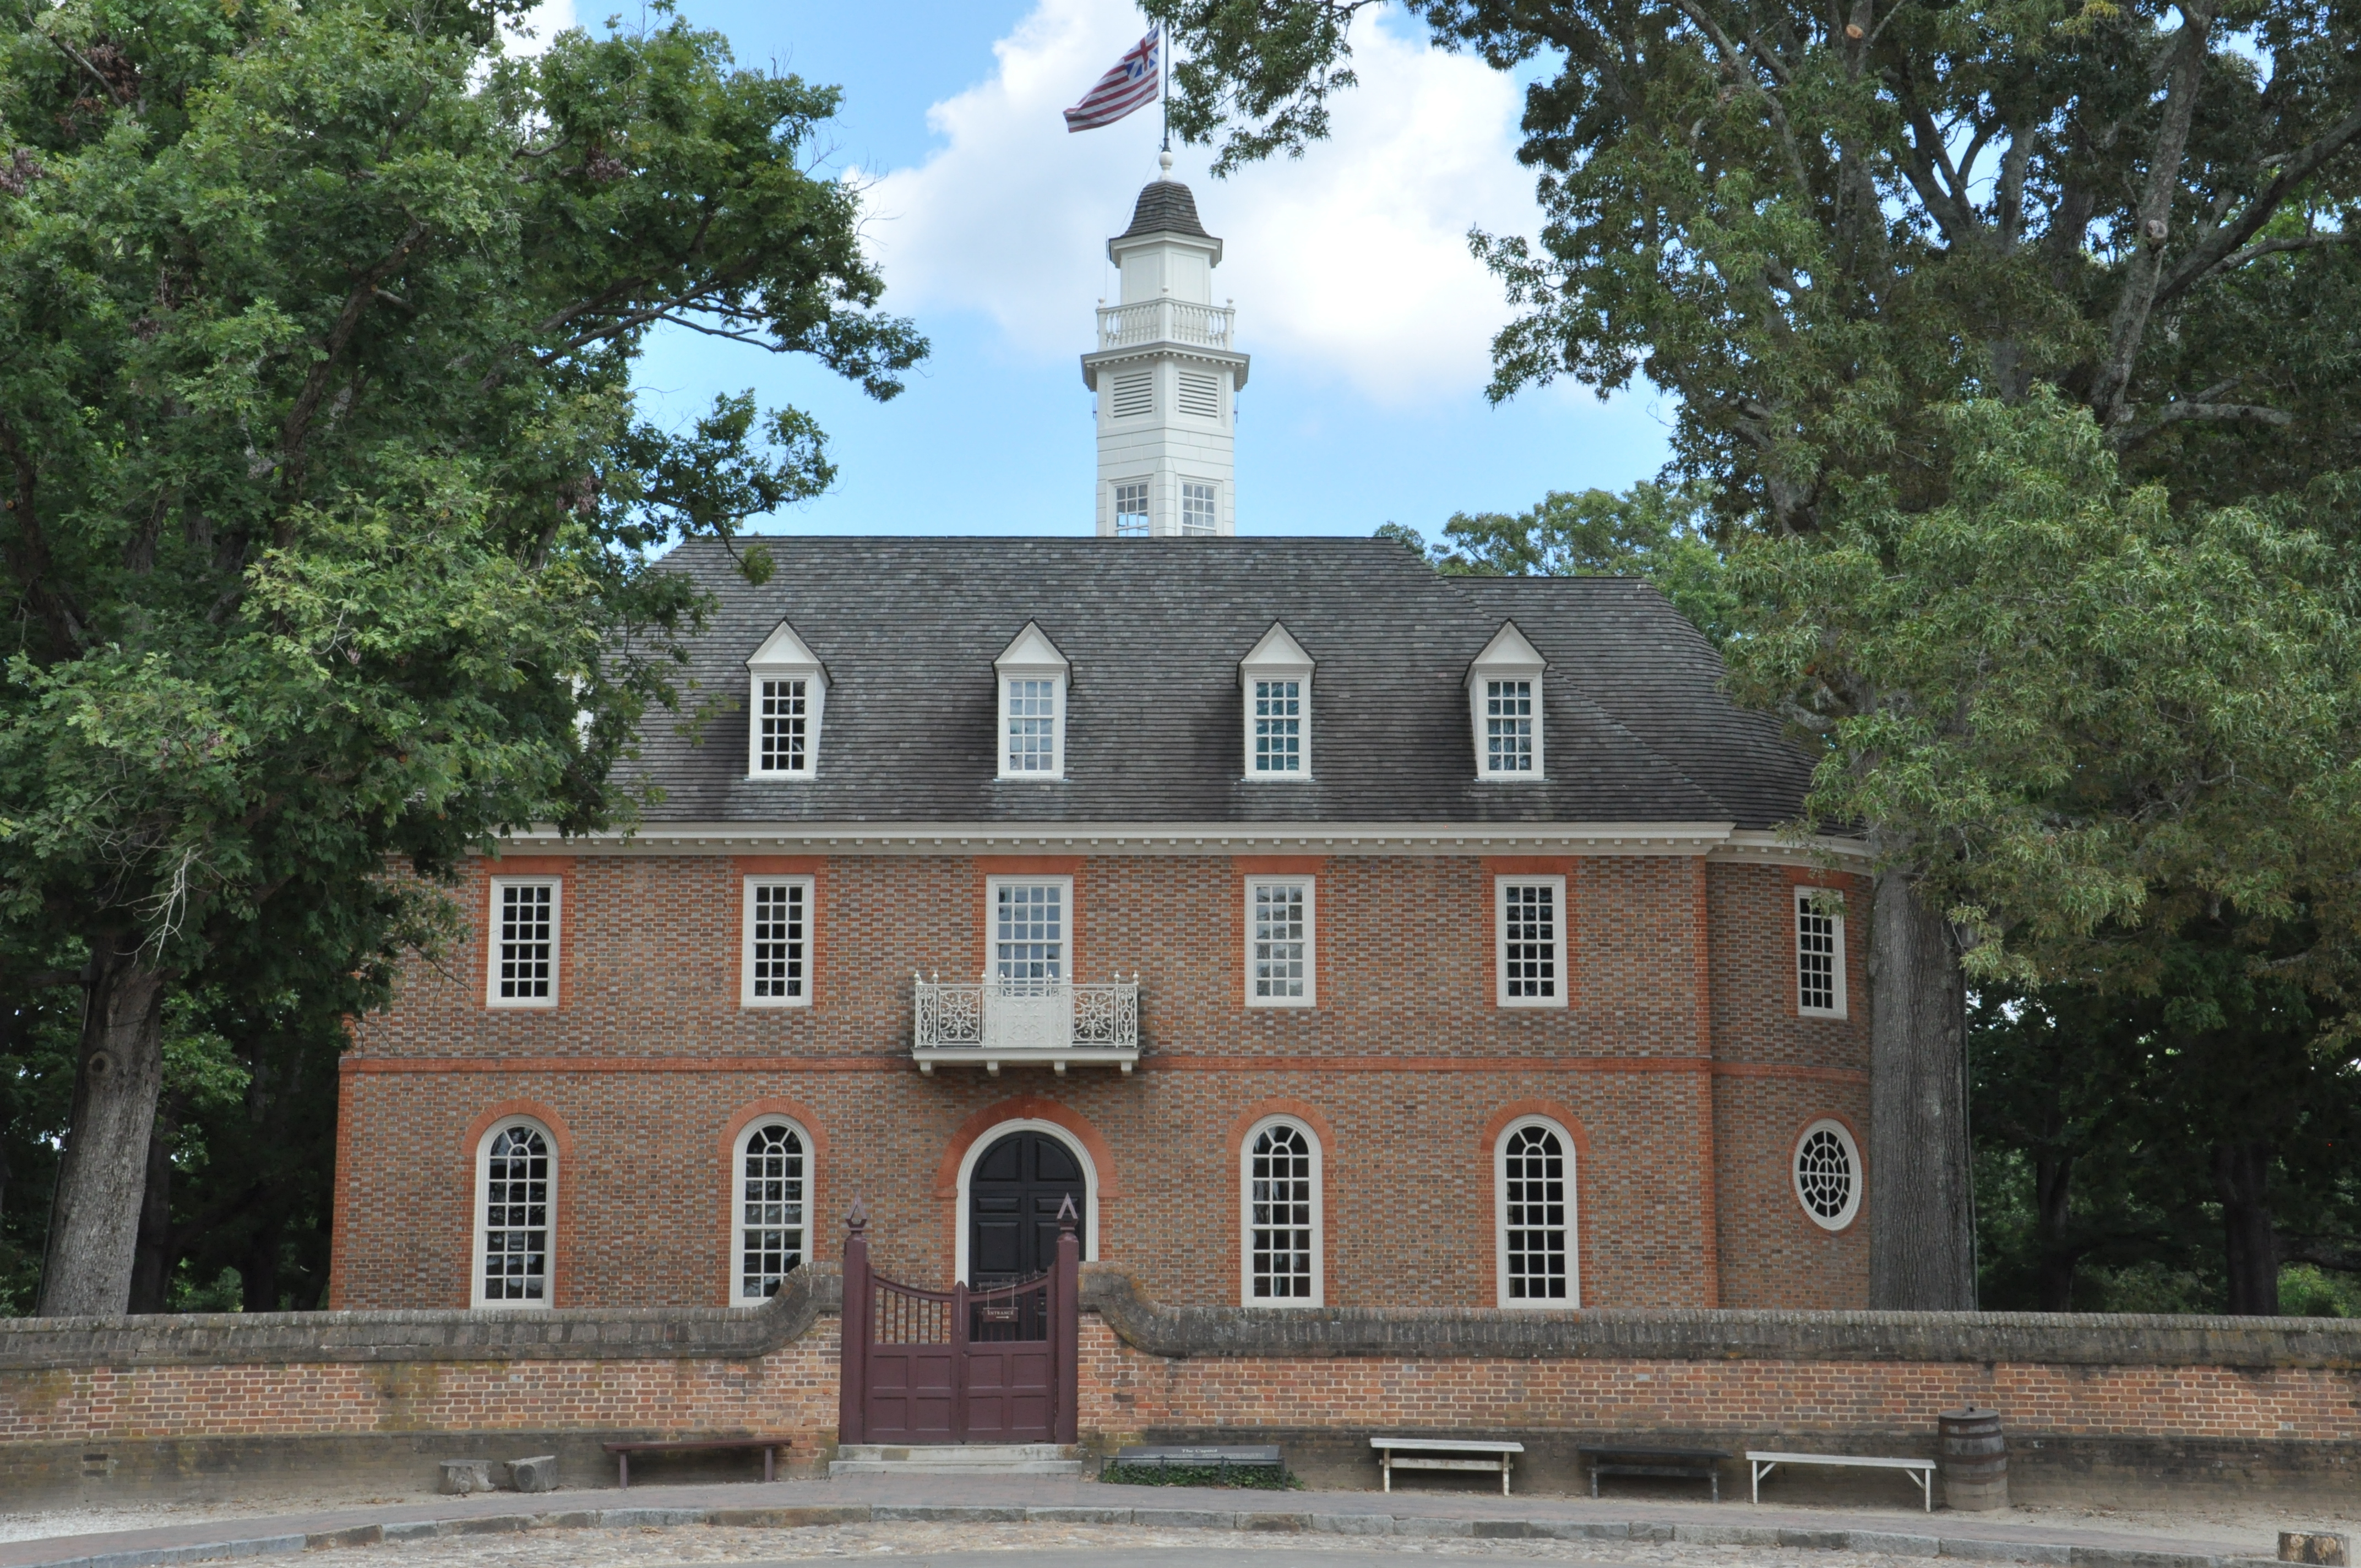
[913,974,1141,1075]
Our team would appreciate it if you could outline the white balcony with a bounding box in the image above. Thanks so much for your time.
[1095,298,1236,351]
[913,974,1140,1075]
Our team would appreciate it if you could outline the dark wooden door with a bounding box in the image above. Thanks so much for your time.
[969,1132,1085,1287]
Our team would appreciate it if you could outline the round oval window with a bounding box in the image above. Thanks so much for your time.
[1792,1119,1862,1232]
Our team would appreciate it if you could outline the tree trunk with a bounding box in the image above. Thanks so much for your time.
[2034,1150,2078,1311]
[126,1102,177,1314]
[1868,867,1978,1309]
[2212,1140,2279,1316]
[36,938,170,1317]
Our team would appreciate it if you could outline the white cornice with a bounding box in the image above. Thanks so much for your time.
[480,820,1869,862]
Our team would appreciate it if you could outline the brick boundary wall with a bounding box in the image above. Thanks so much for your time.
[3,1268,2358,1505]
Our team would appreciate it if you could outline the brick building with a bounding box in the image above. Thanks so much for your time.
[329,178,1872,1319]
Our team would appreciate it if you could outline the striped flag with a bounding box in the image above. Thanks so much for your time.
[1064,30,1161,132]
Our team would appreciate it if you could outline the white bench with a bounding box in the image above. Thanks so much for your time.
[1746,1450,1936,1511]
[1370,1436,1525,1496]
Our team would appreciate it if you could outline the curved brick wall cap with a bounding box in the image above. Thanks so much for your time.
[1075,1266,2361,1370]
[0,1265,842,1371]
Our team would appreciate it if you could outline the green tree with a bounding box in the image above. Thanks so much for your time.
[1149,0,2361,1305]
[0,0,923,1314]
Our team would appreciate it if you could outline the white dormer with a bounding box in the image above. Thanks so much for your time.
[994,622,1070,781]
[746,620,825,780]
[1468,621,1546,781]
[1239,622,1314,780]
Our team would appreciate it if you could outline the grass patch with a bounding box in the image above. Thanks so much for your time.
[1099,1461,1301,1490]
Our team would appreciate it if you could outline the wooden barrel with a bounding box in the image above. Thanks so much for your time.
[1938,1407,2009,1510]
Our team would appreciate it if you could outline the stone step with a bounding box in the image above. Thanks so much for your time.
[828,1458,1086,1477]
[830,1442,1084,1479]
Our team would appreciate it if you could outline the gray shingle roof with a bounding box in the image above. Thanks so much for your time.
[626,536,1813,829]
[1118,179,1211,241]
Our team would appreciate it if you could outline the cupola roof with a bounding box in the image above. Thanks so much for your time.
[1117,178,1212,242]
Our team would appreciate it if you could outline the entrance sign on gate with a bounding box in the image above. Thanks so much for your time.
[839,1199,1081,1446]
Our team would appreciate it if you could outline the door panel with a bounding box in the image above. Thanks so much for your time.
[967,1131,1085,1287]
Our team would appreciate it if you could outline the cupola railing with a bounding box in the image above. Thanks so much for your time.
[1096,298,1236,351]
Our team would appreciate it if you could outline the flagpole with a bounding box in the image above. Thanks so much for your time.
[1159,20,1169,154]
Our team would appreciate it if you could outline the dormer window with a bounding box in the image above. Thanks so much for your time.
[1238,622,1313,779]
[746,620,825,780]
[1468,621,1546,780]
[994,622,1070,781]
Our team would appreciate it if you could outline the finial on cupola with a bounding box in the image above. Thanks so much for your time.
[1158,149,1173,179]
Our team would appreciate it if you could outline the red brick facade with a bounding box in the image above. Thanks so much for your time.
[331,847,1870,1312]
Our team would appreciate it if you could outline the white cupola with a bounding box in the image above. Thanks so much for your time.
[1080,153,1250,538]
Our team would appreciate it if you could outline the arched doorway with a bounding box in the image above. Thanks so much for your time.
[968,1129,1086,1286]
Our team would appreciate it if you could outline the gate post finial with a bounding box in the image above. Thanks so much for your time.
[1056,1193,1079,1233]
[847,1196,869,1237]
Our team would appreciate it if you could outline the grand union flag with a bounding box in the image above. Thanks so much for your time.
[1064,30,1161,132]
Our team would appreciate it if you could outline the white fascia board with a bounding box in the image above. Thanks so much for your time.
[993,621,1070,676]
[1238,622,1314,684]
[1080,344,1250,392]
[481,819,1884,859]
[746,619,824,676]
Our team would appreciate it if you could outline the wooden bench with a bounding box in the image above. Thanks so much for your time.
[1577,1444,1730,1501]
[1113,1444,1285,1484]
[601,1436,790,1489]
[1370,1436,1525,1496]
[1746,1450,1936,1512]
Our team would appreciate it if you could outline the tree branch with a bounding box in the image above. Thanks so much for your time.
[2154,101,2361,309]
[2116,400,2294,446]
[0,410,89,658]
[274,220,428,530]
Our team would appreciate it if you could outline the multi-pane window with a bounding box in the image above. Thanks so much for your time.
[1797,888,1845,1016]
[1498,1121,1571,1304]
[489,879,558,1006]
[757,677,808,772]
[1247,1121,1318,1303]
[1179,482,1217,535]
[1486,679,1535,772]
[995,881,1065,981]
[1248,879,1313,1005]
[478,1123,550,1307]
[1794,1118,1862,1229]
[736,1122,806,1299]
[1498,877,1565,1006]
[1005,679,1059,774]
[1114,481,1150,537]
[743,878,810,1006]
[1253,680,1302,773]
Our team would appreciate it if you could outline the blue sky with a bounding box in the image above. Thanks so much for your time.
[524,0,1673,538]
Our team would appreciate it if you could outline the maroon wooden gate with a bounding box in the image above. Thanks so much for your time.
[837,1201,1079,1446]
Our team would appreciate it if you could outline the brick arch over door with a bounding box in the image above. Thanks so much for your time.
[1476,1098,1592,1310]
[716,1096,831,1305]
[458,1099,577,1310]
[934,1096,1118,1279]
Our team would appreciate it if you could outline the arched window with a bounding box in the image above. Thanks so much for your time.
[1242,1118,1321,1306]
[1495,1118,1576,1306]
[474,1120,552,1309]
[1794,1119,1863,1231]
[732,1120,807,1300]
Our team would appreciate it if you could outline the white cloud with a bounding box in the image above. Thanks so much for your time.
[858,0,1538,406]
[499,0,576,58]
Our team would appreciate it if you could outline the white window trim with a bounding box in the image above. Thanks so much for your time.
[730,1115,812,1302]
[1495,874,1568,1009]
[1239,1114,1324,1308]
[744,620,825,781]
[987,874,1074,981]
[1794,1117,1864,1232]
[471,1117,554,1311]
[1796,886,1848,1019]
[1176,477,1220,536]
[994,622,1070,781]
[740,875,815,1008]
[485,876,561,1010]
[951,1118,1101,1286]
[1238,622,1314,781]
[1467,620,1547,781]
[1110,477,1151,536]
[1494,1115,1579,1308]
[1244,875,1316,1008]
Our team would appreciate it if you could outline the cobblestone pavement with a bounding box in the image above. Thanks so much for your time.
[289,1521,1956,1566]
